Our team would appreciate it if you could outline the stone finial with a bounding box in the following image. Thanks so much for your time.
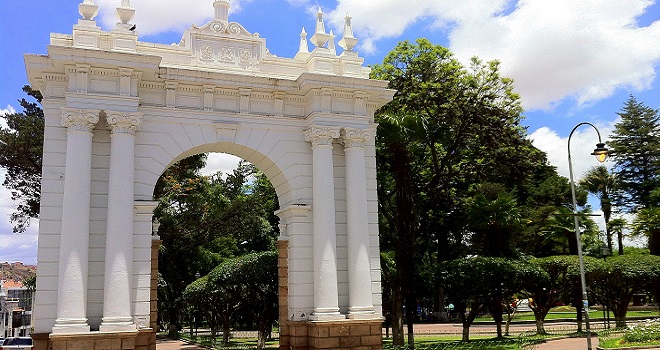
[299,27,309,54]
[310,7,331,48]
[328,30,336,55]
[79,0,99,21]
[214,0,230,23]
[338,13,358,52]
[116,0,135,25]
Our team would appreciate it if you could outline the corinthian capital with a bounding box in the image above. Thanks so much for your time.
[61,108,100,132]
[304,125,340,147]
[341,127,370,149]
[106,112,142,135]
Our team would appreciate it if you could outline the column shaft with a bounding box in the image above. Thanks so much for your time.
[342,128,377,318]
[101,112,141,332]
[305,126,343,320]
[53,109,99,333]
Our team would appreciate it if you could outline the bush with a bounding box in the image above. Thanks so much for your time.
[623,319,660,343]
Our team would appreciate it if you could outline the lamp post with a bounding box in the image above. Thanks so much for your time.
[567,122,609,350]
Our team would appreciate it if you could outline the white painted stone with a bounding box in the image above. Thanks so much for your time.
[27,0,394,334]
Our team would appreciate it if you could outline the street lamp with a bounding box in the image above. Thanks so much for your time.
[567,122,608,350]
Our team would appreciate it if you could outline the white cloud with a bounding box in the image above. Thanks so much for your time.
[94,0,253,37]
[200,153,242,178]
[529,120,616,181]
[1,105,16,129]
[325,0,660,110]
[0,169,39,265]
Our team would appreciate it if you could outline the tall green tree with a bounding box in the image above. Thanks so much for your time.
[608,218,628,255]
[580,166,619,253]
[371,39,551,346]
[608,96,660,212]
[0,86,44,232]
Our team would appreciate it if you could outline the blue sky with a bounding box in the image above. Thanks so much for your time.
[1,0,660,264]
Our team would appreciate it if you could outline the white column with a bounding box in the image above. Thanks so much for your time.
[100,112,142,332]
[52,108,99,334]
[341,128,378,319]
[304,125,344,320]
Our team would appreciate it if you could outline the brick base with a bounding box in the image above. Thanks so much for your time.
[288,319,383,350]
[34,329,156,350]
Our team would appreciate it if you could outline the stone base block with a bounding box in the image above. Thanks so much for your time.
[287,318,383,350]
[36,329,156,350]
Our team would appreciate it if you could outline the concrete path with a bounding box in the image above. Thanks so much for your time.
[156,336,209,350]
[535,336,598,350]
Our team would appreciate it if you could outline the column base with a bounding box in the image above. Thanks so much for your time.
[308,310,345,321]
[288,318,383,350]
[52,318,90,334]
[347,310,382,320]
[100,317,136,332]
[49,330,140,350]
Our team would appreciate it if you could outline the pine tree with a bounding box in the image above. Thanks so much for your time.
[0,86,44,232]
[608,96,660,212]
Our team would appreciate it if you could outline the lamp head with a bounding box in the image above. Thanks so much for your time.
[591,142,608,163]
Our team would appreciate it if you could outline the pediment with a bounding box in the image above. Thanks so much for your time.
[179,20,268,71]
[191,20,256,39]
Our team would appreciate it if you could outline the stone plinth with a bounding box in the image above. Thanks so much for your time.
[288,319,383,350]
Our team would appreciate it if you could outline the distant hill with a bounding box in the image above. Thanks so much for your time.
[1,262,36,284]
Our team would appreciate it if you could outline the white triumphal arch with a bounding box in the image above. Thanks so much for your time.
[25,1,394,349]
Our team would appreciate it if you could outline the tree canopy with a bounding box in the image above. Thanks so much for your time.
[0,86,44,232]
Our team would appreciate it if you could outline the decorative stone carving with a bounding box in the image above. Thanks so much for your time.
[304,125,340,146]
[201,45,214,60]
[61,108,99,132]
[219,46,235,62]
[106,112,142,135]
[341,127,369,149]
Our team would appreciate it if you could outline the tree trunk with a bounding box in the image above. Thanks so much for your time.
[617,231,624,255]
[535,318,546,335]
[391,142,416,349]
[391,287,404,346]
[574,298,583,333]
[612,302,630,329]
[504,308,516,336]
[492,297,504,338]
[406,295,415,349]
[222,316,231,345]
[462,326,471,342]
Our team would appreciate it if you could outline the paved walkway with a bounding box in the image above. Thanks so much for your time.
[156,336,209,350]
[535,336,598,350]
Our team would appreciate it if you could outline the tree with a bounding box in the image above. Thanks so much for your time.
[183,275,228,343]
[207,251,278,349]
[608,218,628,256]
[608,96,660,212]
[439,257,524,341]
[520,256,583,334]
[589,254,660,328]
[632,208,660,255]
[371,39,547,346]
[580,166,619,253]
[465,183,522,257]
[0,86,44,232]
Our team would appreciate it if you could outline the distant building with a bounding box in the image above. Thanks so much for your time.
[1,280,33,337]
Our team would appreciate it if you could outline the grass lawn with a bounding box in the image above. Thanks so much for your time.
[473,307,660,322]
[384,336,523,350]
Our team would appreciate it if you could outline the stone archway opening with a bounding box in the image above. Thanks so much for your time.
[152,151,283,348]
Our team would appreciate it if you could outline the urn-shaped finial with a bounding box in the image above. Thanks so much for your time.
[78,0,99,20]
[116,0,135,25]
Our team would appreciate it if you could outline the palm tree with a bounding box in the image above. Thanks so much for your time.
[579,166,619,253]
[607,218,627,255]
